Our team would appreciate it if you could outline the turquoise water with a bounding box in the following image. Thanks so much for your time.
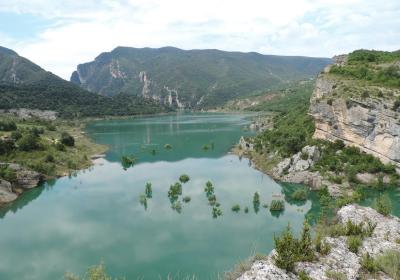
[0,113,397,280]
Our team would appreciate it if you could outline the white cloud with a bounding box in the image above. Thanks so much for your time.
[1,0,399,79]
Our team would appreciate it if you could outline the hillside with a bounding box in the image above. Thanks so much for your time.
[0,46,169,118]
[70,46,331,108]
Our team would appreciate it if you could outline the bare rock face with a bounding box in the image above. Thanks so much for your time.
[309,73,400,170]
[272,146,332,193]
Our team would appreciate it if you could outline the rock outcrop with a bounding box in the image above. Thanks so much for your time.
[309,57,400,170]
[237,205,400,280]
[0,163,42,205]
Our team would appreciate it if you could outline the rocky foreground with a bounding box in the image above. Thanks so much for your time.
[237,204,400,280]
[0,163,42,204]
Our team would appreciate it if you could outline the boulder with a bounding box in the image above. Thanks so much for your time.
[0,179,17,204]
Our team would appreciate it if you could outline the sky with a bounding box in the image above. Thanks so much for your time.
[0,0,399,79]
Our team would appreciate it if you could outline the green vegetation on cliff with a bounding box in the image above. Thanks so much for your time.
[330,49,400,88]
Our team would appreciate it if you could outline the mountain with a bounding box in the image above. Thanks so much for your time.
[0,46,169,118]
[71,46,332,108]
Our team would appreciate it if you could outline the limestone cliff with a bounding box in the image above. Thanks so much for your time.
[309,56,400,169]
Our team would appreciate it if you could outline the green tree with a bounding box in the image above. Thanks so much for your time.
[60,132,75,147]
[273,224,298,271]
[298,221,314,261]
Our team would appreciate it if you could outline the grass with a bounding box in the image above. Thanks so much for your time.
[375,250,400,280]
[291,188,308,201]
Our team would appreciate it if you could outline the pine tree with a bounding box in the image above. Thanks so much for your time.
[273,224,298,271]
[298,220,314,261]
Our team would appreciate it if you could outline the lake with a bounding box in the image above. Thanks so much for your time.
[0,113,398,279]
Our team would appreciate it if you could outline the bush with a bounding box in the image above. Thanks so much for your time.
[298,271,312,280]
[0,139,15,155]
[270,200,285,211]
[291,188,308,201]
[0,120,17,131]
[273,224,298,271]
[145,182,152,198]
[0,166,17,182]
[347,235,362,253]
[17,133,41,151]
[60,132,75,147]
[231,204,240,212]
[375,250,400,279]
[325,270,346,280]
[64,263,113,280]
[298,221,314,261]
[361,253,378,273]
[10,130,22,141]
[179,174,190,183]
[373,194,392,216]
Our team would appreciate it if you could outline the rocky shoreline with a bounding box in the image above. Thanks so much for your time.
[0,162,43,205]
[238,204,400,280]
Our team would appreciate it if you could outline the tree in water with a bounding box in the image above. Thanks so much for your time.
[145,182,152,198]
[253,192,260,213]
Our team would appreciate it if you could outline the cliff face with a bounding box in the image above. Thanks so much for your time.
[309,58,400,169]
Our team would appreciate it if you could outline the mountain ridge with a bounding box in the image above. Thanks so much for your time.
[71,46,332,108]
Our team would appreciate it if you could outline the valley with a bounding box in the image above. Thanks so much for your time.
[0,47,399,280]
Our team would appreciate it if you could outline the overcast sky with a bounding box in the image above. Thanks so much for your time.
[0,0,399,79]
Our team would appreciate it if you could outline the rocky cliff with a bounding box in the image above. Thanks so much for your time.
[309,56,400,170]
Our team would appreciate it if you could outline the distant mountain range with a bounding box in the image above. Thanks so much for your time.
[0,46,169,117]
[71,47,332,108]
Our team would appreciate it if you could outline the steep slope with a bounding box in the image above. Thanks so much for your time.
[0,46,168,117]
[309,50,400,168]
[71,46,331,108]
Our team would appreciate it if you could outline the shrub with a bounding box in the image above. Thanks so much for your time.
[361,253,378,273]
[373,194,392,216]
[325,270,346,280]
[347,235,362,253]
[273,224,298,271]
[315,234,331,255]
[171,201,182,213]
[298,271,312,280]
[10,130,22,141]
[204,181,214,196]
[291,188,308,201]
[17,133,41,151]
[145,182,152,198]
[253,192,260,213]
[0,166,17,182]
[45,154,55,163]
[183,196,191,203]
[270,200,285,211]
[164,144,172,150]
[179,174,190,183]
[0,120,17,131]
[298,221,314,261]
[375,250,400,279]
[212,206,222,218]
[54,142,65,151]
[121,155,135,169]
[168,182,182,201]
[64,263,113,280]
[231,204,240,212]
[60,132,75,147]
